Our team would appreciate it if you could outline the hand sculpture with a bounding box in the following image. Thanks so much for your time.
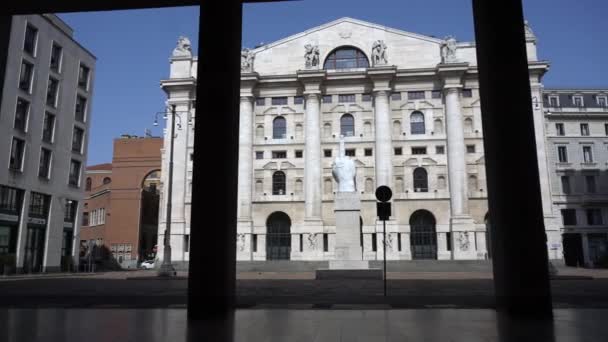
[331,136,357,192]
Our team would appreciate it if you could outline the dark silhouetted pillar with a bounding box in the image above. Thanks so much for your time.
[188,0,242,319]
[472,0,552,317]
[0,16,12,108]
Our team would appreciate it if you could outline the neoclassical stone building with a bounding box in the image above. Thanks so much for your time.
[158,17,562,265]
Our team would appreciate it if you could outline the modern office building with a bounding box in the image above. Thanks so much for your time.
[0,14,95,273]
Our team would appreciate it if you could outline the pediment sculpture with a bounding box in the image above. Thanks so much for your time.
[241,48,255,72]
[172,36,192,57]
[440,36,458,64]
[304,44,320,69]
[371,40,388,66]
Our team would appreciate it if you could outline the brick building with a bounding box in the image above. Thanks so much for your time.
[80,135,162,268]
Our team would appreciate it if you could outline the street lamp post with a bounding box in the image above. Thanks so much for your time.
[153,104,186,277]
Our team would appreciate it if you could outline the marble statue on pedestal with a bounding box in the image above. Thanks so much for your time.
[172,36,192,57]
[440,36,458,64]
[304,44,320,69]
[331,136,356,193]
[371,40,388,66]
[241,48,255,72]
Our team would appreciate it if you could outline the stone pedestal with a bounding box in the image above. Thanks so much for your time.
[450,215,478,259]
[329,192,367,269]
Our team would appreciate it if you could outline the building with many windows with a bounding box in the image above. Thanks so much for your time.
[0,14,95,273]
[158,17,579,267]
[544,89,608,267]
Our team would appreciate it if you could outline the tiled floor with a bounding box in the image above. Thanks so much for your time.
[1,308,607,342]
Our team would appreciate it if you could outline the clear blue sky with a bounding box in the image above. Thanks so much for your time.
[57,0,608,165]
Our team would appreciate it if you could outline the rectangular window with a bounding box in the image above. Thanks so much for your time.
[271,151,287,159]
[69,159,82,186]
[19,60,34,92]
[255,97,265,106]
[338,94,356,103]
[561,176,571,194]
[412,147,426,155]
[72,127,84,153]
[252,234,257,252]
[557,146,568,163]
[549,96,559,107]
[466,145,476,153]
[598,96,607,107]
[573,96,584,107]
[46,77,59,107]
[580,123,589,136]
[82,212,89,226]
[23,24,37,55]
[255,151,263,160]
[184,235,190,252]
[14,98,29,132]
[394,147,402,155]
[561,209,577,226]
[322,95,332,103]
[446,232,452,251]
[583,146,593,163]
[294,96,304,105]
[585,175,596,193]
[345,149,355,157]
[299,234,303,252]
[323,233,328,252]
[556,123,565,136]
[407,91,425,100]
[462,89,473,98]
[372,234,377,252]
[78,64,90,90]
[295,150,303,158]
[436,146,445,154]
[42,112,55,143]
[75,95,87,122]
[9,138,25,171]
[271,97,287,106]
[391,92,402,101]
[586,209,603,226]
[362,93,372,102]
[38,148,52,179]
[324,149,332,157]
[431,90,442,99]
[28,192,48,217]
[605,123,608,136]
[397,233,402,252]
[364,148,373,156]
[50,43,62,72]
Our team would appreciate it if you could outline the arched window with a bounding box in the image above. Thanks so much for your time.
[255,180,263,194]
[272,171,286,195]
[437,176,446,190]
[340,114,355,137]
[323,123,332,138]
[272,116,286,139]
[295,124,303,139]
[364,121,372,136]
[413,168,428,192]
[323,46,369,70]
[433,119,443,134]
[395,177,404,193]
[324,178,333,194]
[410,111,425,135]
[85,178,92,191]
[468,175,478,195]
[393,120,402,137]
[256,125,264,139]
[365,178,374,193]
[295,179,303,194]
[464,117,474,134]
[103,177,111,185]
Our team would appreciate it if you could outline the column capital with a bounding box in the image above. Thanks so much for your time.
[372,89,391,98]
[240,95,254,103]
[240,72,259,97]
[298,69,326,94]
[367,66,396,92]
[304,93,321,101]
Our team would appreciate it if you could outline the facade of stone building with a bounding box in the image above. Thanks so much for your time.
[543,90,608,267]
[157,17,564,266]
[81,136,162,268]
[0,14,95,273]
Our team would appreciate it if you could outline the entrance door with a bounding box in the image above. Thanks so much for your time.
[562,233,584,267]
[23,226,46,273]
[410,210,437,259]
[266,212,291,260]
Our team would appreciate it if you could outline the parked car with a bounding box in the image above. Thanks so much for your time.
[140,260,156,269]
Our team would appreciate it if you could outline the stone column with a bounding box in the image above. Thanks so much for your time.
[237,96,254,221]
[373,90,392,187]
[445,86,469,216]
[304,93,322,221]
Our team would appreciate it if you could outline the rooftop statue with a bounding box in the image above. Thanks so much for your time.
[241,48,255,72]
[371,40,388,66]
[440,35,458,64]
[172,36,192,57]
[304,44,320,69]
[332,136,357,193]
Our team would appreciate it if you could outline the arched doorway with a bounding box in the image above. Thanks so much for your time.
[140,169,161,261]
[409,210,437,259]
[266,212,291,260]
